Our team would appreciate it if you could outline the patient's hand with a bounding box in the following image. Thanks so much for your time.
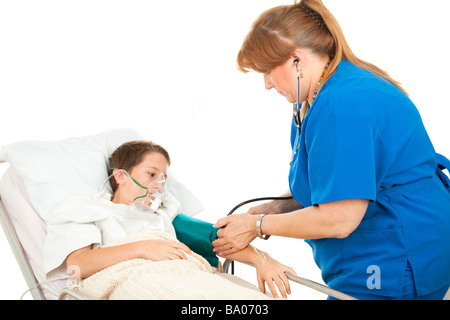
[253,251,296,299]
[218,246,296,299]
[137,240,192,261]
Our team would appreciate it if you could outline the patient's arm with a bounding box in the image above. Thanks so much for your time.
[218,246,296,298]
[67,240,191,279]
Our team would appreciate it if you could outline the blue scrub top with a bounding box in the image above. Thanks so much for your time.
[289,60,450,298]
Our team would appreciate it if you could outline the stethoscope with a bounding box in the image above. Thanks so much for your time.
[227,196,294,219]
[225,195,294,274]
[225,61,301,216]
[293,60,303,137]
[223,61,359,300]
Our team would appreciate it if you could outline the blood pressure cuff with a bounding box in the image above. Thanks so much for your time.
[172,214,219,267]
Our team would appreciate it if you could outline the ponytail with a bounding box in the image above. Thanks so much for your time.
[237,0,408,96]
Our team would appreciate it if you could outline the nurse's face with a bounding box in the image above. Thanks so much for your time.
[263,58,298,104]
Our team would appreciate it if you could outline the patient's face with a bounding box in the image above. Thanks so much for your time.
[115,152,169,205]
[130,152,169,183]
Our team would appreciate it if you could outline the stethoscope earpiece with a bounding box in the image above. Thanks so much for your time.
[294,59,301,136]
[294,59,301,77]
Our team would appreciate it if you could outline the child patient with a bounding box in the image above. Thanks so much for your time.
[44,140,295,298]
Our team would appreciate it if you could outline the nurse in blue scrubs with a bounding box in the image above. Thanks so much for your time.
[213,0,450,299]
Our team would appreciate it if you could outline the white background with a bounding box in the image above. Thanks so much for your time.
[0,0,449,300]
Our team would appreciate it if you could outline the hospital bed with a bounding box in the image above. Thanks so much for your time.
[0,129,443,300]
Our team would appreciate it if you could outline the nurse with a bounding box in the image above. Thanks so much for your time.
[213,0,450,300]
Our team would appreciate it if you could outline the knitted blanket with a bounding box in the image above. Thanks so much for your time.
[78,231,271,300]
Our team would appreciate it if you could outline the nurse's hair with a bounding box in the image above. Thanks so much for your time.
[108,140,171,193]
[237,0,408,96]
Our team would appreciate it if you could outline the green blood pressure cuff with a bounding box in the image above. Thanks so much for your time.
[172,214,219,267]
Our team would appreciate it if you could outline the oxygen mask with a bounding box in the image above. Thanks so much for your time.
[130,171,167,213]
[106,168,168,213]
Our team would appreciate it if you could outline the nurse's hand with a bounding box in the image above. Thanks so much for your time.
[213,213,258,255]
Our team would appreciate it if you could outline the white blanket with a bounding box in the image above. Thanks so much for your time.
[77,231,272,300]
[44,191,181,280]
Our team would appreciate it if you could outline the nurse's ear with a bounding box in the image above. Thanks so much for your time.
[293,59,303,79]
[291,49,306,76]
[293,58,304,79]
[291,48,305,63]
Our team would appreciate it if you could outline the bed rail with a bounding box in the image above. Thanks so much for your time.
[222,196,358,300]
[0,195,45,300]
[222,259,357,300]
[58,288,91,300]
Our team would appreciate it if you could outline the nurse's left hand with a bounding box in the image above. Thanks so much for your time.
[213,213,258,255]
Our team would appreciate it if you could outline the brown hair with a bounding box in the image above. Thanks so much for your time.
[237,0,407,96]
[108,140,171,193]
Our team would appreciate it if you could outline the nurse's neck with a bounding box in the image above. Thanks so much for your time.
[305,54,331,105]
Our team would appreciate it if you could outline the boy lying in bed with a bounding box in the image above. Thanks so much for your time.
[44,140,295,299]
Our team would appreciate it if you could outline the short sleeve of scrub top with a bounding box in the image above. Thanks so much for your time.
[290,76,396,208]
[305,105,379,205]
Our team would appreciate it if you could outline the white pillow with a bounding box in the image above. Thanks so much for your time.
[0,128,204,221]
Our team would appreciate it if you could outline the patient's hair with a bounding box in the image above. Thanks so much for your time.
[108,140,171,193]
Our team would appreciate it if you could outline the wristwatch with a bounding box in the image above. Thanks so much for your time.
[256,214,270,240]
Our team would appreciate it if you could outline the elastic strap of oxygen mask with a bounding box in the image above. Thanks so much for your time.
[110,167,149,202]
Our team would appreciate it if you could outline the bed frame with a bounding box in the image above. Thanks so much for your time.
[0,188,88,300]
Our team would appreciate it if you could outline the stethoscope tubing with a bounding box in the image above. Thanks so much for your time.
[227,196,294,216]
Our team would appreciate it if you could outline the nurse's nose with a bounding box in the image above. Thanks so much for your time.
[264,74,274,90]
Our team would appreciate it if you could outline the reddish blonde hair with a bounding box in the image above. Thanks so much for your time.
[237,0,407,95]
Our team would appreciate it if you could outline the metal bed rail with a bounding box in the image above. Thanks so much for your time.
[222,259,358,300]
[0,194,46,300]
